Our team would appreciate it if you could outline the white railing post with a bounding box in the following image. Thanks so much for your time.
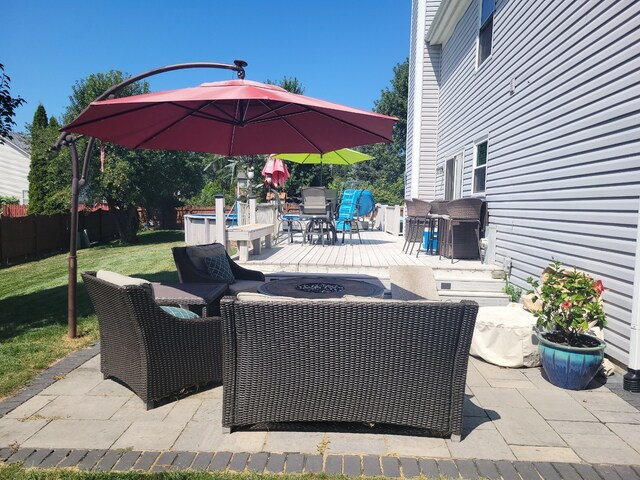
[214,195,227,247]
[249,196,257,224]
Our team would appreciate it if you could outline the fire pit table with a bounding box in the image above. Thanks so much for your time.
[258,276,385,299]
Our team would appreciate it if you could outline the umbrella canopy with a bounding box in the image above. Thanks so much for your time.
[261,156,290,188]
[63,80,397,156]
[274,148,374,183]
[273,148,373,165]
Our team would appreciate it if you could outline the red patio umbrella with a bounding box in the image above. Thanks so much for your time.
[261,155,290,188]
[62,79,397,156]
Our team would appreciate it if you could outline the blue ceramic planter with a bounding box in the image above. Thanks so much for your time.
[538,332,606,390]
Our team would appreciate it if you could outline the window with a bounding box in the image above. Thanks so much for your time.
[473,140,488,194]
[478,0,495,66]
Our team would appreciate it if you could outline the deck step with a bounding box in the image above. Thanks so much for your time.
[438,290,511,307]
[436,276,505,293]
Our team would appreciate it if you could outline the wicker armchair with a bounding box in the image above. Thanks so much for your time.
[172,243,265,293]
[221,296,478,439]
[82,271,223,409]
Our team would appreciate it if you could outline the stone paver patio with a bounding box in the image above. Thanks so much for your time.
[1,343,639,478]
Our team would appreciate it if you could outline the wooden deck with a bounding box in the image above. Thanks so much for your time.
[238,228,499,279]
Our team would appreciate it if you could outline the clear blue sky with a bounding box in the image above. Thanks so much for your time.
[2,1,411,133]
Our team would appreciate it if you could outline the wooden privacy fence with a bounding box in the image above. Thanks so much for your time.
[0,209,118,265]
[1,204,29,217]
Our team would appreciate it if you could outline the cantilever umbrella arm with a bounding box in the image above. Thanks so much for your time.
[52,60,248,338]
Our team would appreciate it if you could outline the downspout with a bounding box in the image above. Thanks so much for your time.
[624,196,640,392]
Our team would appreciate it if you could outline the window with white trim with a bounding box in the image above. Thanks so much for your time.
[478,0,495,67]
[473,140,488,194]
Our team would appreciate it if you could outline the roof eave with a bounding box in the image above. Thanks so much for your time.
[427,0,473,45]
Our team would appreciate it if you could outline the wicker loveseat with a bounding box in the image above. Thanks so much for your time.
[82,271,223,409]
[221,295,479,439]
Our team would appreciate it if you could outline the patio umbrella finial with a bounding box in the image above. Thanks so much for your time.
[233,59,248,79]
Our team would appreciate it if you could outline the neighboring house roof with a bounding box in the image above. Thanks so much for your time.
[1,132,31,156]
[427,0,473,45]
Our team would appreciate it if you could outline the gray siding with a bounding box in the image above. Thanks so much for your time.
[432,0,640,365]
[407,0,441,201]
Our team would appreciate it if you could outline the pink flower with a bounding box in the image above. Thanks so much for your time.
[561,299,571,309]
[594,280,604,295]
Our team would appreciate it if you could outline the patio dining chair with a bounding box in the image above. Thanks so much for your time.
[403,199,431,255]
[439,198,484,263]
[272,191,305,244]
[299,187,335,245]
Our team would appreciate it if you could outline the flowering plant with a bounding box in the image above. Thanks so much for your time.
[526,260,606,346]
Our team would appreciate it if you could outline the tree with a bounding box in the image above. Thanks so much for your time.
[263,76,335,196]
[351,59,408,203]
[64,71,208,243]
[0,63,26,142]
[28,105,70,214]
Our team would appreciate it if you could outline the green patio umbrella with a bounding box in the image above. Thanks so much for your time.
[273,148,373,183]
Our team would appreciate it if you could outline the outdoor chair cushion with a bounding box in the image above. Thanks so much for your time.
[204,255,235,284]
[186,243,227,272]
[159,306,200,319]
[228,280,267,295]
[236,292,347,303]
[96,270,153,297]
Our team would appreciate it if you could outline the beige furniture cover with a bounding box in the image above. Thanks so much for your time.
[470,303,540,368]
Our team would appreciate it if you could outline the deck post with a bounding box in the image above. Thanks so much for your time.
[214,195,227,249]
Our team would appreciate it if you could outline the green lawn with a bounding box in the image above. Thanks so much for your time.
[0,230,186,399]
[0,464,344,479]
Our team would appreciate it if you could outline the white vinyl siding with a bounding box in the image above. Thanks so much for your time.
[429,0,640,365]
[0,139,30,204]
[407,0,442,201]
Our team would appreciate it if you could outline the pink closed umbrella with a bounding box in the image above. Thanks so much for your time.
[261,156,290,188]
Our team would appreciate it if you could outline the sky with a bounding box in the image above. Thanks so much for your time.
[2,1,411,133]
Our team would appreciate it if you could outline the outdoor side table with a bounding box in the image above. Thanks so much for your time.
[152,283,227,317]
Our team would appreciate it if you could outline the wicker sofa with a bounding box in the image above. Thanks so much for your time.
[221,295,479,439]
[82,271,223,409]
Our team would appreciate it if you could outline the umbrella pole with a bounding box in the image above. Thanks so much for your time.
[53,60,249,339]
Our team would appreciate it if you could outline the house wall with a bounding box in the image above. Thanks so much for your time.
[0,139,30,204]
[432,0,640,365]
[407,0,441,201]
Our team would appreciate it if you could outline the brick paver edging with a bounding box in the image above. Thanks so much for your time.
[1,447,640,479]
[0,343,100,418]
[1,344,640,479]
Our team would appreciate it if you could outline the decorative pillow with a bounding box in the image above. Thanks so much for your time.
[204,255,235,284]
[186,243,227,272]
[159,306,200,319]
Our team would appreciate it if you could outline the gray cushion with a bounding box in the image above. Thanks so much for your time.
[228,280,266,295]
[186,243,227,272]
[204,255,235,284]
